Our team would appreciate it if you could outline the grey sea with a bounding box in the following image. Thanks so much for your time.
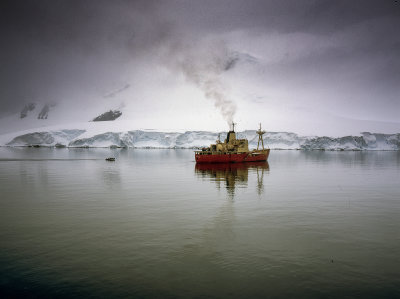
[0,148,399,298]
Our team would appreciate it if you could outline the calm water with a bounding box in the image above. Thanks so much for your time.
[0,148,399,298]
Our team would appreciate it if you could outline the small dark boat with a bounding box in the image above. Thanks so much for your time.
[105,157,116,161]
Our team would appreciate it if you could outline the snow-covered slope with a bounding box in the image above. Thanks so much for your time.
[1,125,398,150]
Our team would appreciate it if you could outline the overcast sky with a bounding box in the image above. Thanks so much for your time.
[0,0,399,135]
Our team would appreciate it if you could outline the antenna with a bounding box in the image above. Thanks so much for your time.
[256,123,266,150]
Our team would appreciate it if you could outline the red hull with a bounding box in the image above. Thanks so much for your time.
[195,149,270,164]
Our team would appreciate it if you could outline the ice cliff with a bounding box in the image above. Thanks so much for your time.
[1,129,399,150]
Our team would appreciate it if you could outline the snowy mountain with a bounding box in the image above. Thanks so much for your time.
[0,49,399,149]
[2,47,400,138]
[0,124,398,150]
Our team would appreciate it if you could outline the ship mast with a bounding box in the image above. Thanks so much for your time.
[256,123,266,150]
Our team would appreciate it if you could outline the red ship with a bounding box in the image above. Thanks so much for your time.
[195,123,270,164]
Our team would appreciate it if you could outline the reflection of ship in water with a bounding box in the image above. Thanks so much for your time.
[195,162,270,197]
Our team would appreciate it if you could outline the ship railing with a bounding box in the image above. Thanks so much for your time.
[195,151,228,155]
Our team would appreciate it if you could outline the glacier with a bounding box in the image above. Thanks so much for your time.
[0,128,399,150]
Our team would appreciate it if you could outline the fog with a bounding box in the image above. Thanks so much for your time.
[0,0,399,135]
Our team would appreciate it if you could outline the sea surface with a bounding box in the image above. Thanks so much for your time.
[0,148,399,298]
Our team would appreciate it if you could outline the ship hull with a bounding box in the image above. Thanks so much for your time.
[195,149,270,164]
